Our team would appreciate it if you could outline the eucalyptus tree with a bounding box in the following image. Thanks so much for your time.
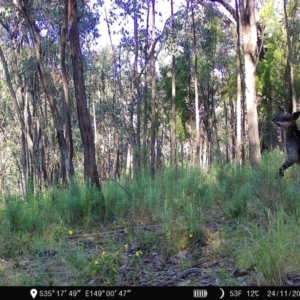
[235,0,242,163]
[208,0,262,166]
[140,1,150,169]
[19,0,75,183]
[240,0,261,165]
[105,0,146,177]
[149,0,156,178]
[105,7,136,178]
[190,0,201,166]
[106,0,174,177]
[68,0,101,189]
[60,1,74,176]
[133,0,142,170]
[0,0,54,189]
[283,0,298,112]
[159,1,237,166]
[90,47,121,179]
[0,43,35,188]
[170,0,176,164]
[0,0,107,189]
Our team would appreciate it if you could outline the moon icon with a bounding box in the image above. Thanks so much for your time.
[219,288,225,299]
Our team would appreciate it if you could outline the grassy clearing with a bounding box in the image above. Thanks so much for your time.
[0,150,300,286]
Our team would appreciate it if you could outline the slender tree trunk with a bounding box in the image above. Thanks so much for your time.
[235,0,242,164]
[240,0,261,166]
[150,0,156,179]
[143,0,150,168]
[191,0,200,166]
[230,99,236,161]
[225,99,229,163]
[112,129,120,179]
[133,1,141,171]
[212,107,221,159]
[60,1,74,179]
[68,0,101,189]
[156,128,163,170]
[283,0,297,112]
[170,0,176,164]
[242,84,246,162]
[202,130,208,168]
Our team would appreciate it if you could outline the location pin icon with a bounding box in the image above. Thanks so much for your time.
[30,289,38,299]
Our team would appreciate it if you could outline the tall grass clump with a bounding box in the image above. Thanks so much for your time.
[102,180,131,218]
[56,183,105,227]
[0,192,54,257]
[102,166,209,255]
[251,150,300,217]
[3,193,51,234]
[0,183,105,257]
[236,209,300,285]
[204,160,256,222]
[207,150,300,222]
[149,166,207,253]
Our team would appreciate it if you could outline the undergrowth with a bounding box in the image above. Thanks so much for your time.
[0,150,300,286]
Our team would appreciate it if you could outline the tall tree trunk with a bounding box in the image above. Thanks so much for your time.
[60,1,75,179]
[143,0,150,168]
[240,0,261,166]
[191,0,200,166]
[235,0,242,164]
[283,0,297,112]
[150,0,156,179]
[68,0,101,189]
[209,0,260,164]
[133,0,141,171]
[170,0,176,164]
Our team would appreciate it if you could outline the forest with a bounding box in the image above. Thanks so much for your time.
[0,0,300,287]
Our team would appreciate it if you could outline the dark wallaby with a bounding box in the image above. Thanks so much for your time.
[272,111,300,177]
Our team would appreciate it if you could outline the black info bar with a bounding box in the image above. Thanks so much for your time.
[2,286,299,299]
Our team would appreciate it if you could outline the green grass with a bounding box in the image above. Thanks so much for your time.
[0,150,300,285]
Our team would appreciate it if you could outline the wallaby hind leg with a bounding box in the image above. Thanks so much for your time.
[278,159,295,178]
